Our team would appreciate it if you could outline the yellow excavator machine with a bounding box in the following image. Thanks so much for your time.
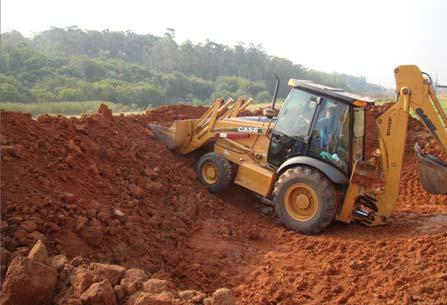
[150,65,447,234]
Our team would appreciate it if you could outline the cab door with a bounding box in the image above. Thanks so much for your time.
[268,89,319,167]
[306,99,351,174]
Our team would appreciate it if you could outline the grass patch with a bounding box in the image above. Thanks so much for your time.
[0,101,144,117]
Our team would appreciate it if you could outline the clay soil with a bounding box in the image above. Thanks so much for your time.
[1,103,446,304]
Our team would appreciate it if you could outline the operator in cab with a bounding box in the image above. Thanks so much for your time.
[316,106,336,150]
[310,104,348,172]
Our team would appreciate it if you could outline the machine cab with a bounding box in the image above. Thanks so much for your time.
[267,80,372,178]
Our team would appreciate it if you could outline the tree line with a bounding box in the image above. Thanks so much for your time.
[0,27,388,107]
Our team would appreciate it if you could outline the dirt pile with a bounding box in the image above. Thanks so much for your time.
[144,104,208,126]
[0,103,264,304]
[2,238,233,305]
[1,103,446,305]
[1,105,209,271]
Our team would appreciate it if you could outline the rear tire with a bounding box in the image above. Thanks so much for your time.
[196,152,233,192]
[273,166,337,234]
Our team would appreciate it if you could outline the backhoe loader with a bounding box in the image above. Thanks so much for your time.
[150,65,447,234]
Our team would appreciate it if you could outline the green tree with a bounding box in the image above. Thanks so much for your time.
[0,83,22,102]
[0,28,389,108]
[58,88,86,101]
[32,87,59,102]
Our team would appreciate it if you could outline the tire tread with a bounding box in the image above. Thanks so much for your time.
[273,166,337,234]
[195,152,234,192]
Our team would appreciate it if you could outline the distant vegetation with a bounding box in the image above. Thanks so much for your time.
[0,101,138,116]
[0,27,390,115]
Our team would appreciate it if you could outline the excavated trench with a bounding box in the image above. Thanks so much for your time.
[1,104,446,305]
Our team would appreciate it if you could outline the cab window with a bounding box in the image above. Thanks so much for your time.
[274,89,317,139]
[308,99,350,173]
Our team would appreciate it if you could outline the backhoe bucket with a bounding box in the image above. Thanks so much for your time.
[414,144,447,195]
[149,120,193,150]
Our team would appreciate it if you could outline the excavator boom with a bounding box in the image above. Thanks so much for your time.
[395,66,447,194]
[338,65,447,226]
[391,65,447,194]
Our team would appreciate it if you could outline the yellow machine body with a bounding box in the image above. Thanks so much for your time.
[150,65,447,229]
[150,97,278,197]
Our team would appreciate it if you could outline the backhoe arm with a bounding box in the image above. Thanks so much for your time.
[338,65,447,225]
[394,65,447,151]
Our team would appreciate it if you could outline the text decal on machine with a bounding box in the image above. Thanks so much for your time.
[237,126,263,133]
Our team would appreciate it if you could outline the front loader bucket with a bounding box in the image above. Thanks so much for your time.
[149,120,193,151]
[414,144,447,195]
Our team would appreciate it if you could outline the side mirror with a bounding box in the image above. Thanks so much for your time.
[263,108,276,118]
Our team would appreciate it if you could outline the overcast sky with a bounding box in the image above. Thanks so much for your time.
[2,0,446,87]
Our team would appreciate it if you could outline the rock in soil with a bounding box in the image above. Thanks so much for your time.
[79,279,117,305]
[120,268,149,294]
[27,240,50,265]
[1,256,57,305]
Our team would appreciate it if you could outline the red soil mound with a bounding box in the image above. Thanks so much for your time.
[1,105,213,273]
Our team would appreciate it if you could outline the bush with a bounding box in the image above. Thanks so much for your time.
[32,88,59,102]
[131,83,166,107]
[58,87,86,101]
[0,74,33,102]
[0,83,22,102]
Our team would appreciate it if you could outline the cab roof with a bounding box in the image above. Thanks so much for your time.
[288,79,374,104]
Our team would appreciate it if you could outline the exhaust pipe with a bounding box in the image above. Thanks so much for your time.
[271,74,280,111]
[263,74,280,118]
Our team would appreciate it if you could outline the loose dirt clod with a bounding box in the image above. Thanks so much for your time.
[1,245,57,305]
[1,104,446,305]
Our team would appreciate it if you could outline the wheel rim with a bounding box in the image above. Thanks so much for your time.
[201,161,218,184]
[284,183,319,221]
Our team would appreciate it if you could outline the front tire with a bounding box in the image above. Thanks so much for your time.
[196,152,233,192]
[273,166,337,234]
